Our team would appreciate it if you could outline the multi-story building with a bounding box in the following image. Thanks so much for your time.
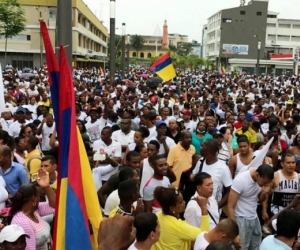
[202,0,300,74]
[0,0,108,69]
[127,20,188,59]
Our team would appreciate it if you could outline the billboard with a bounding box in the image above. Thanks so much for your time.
[222,44,249,55]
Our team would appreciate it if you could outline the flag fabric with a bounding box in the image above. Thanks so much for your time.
[150,53,176,81]
[0,64,5,111]
[40,22,59,127]
[239,137,274,174]
[221,66,226,74]
[40,22,102,250]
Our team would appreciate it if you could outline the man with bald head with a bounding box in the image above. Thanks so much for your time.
[193,218,239,250]
[0,146,29,196]
[167,130,195,187]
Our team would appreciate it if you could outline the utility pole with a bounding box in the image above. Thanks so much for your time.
[109,0,116,86]
[57,0,72,66]
[121,23,125,79]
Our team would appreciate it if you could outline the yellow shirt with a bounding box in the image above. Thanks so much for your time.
[24,149,42,180]
[236,127,257,144]
[109,205,133,217]
[167,143,195,188]
[151,211,209,250]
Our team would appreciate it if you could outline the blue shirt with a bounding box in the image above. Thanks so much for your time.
[0,161,29,195]
[259,235,291,250]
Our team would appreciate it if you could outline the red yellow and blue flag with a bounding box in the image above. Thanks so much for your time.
[40,22,102,250]
[150,53,176,81]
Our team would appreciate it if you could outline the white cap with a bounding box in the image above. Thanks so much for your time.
[0,224,30,243]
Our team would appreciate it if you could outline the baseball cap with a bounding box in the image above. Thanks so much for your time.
[182,110,191,116]
[287,100,293,105]
[15,107,27,114]
[156,120,167,127]
[0,224,30,243]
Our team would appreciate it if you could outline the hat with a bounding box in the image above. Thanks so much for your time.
[1,108,11,114]
[156,120,167,127]
[177,118,183,122]
[287,100,293,105]
[0,224,30,243]
[15,107,26,113]
[182,110,191,116]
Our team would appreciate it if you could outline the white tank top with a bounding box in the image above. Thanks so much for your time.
[272,170,299,208]
[236,153,248,176]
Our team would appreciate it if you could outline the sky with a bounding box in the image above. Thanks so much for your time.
[83,0,299,42]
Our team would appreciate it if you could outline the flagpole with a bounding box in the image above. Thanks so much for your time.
[57,0,72,66]
[109,0,116,86]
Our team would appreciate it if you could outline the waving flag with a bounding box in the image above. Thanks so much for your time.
[40,22,102,250]
[150,53,176,81]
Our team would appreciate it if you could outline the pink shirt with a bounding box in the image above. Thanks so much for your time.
[11,202,54,250]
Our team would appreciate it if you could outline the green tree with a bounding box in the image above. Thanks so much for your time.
[168,44,177,54]
[0,0,26,65]
[130,34,145,58]
[177,43,193,56]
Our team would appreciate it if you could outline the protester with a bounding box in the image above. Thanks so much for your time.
[0,224,29,250]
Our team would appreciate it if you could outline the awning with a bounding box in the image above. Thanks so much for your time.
[74,58,104,63]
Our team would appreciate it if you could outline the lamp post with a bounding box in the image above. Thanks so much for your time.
[121,23,125,79]
[254,35,261,76]
[109,0,116,86]
[127,34,130,72]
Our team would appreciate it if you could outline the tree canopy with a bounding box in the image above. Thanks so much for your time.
[0,0,26,64]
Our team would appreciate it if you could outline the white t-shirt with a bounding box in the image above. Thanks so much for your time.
[41,123,55,151]
[193,232,209,250]
[146,126,157,142]
[8,120,30,138]
[92,165,116,191]
[184,194,219,230]
[112,130,135,146]
[140,158,154,197]
[93,139,122,181]
[0,176,8,209]
[184,120,197,132]
[193,160,232,202]
[104,189,120,216]
[143,176,170,213]
[148,136,176,155]
[85,119,106,142]
[231,169,261,220]
[127,242,138,250]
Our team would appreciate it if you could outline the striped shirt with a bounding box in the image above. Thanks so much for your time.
[11,202,54,250]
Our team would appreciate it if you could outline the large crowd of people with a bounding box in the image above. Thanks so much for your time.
[0,63,300,250]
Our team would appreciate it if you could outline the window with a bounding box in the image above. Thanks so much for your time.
[222,18,232,23]
[132,52,136,57]
[293,24,300,29]
[291,36,300,42]
[240,11,246,15]
[140,52,144,58]
[267,14,277,18]
[257,12,262,16]
[279,24,291,29]
[147,53,152,58]
[267,23,276,28]
[277,35,290,42]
